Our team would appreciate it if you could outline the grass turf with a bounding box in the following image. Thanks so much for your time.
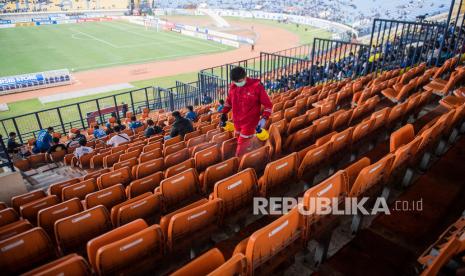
[0,20,232,76]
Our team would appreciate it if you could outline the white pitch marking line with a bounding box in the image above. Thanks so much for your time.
[70,29,118,48]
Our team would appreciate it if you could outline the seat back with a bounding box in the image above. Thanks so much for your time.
[171,248,225,276]
[55,205,112,255]
[96,224,163,275]
[85,184,126,210]
[164,148,190,168]
[117,194,162,227]
[48,178,80,199]
[211,131,231,145]
[201,157,239,194]
[139,148,163,163]
[259,153,298,197]
[187,134,207,148]
[221,137,238,160]
[165,158,195,178]
[245,207,302,275]
[287,114,308,135]
[239,146,271,176]
[62,179,98,201]
[195,145,221,172]
[0,227,56,275]
[87,219,148,271]
[313,115,334,138]
[352,118,375,143]
[164,141,186,156]
[11,189,46,212]
[0,208,19,227]
[370,107,390,130]
[133,158,164,179]
[349,154,394,197]
[284,106,298,122]
[302,171,348,227]
[97,167,131,189]
[113,157,138,171]
[286,125,315,152]
[21,253,92,276]
[82,168,110,181]
[160,168,200,211]
[37,198,83,238]
[209,253,247,276]
[119,150,140,162]
[143,141,162,153]
[332,109,352,131]
[212,168,257,216]
[126,172,164,198]
[297,142,332,179]
[167,198,222,252]
[20,195,60,225]
[390,124,415,152]
[329,127,353,154]
[103,152,122,168]
[386,101,407,126]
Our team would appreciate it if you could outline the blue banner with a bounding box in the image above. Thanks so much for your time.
[0,73,45,87]
[0,19,11,24]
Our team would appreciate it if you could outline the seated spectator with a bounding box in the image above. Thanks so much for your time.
[185,106,197,121]
[74,138,93,159]
[108,112,117,125]
[7,132,21,153]
[144,119,163,138]
[65,128,86,149]
[129,116,143,130]
[106,125,131,147]
[202,93,213,105]
[47,137,67,153]
[105,123,114,135]
[217,99,225,112]
[93,125,107,139]
[116,119,127,131]
[35,127,54,153]
[168,111,194,139]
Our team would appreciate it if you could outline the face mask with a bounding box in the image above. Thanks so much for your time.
[234,80,246,87]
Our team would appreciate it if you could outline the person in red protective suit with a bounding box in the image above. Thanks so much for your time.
[220,66,273,157]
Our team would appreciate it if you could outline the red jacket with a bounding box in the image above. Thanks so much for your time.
[222,77,273,130]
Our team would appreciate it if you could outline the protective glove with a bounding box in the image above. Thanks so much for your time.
[256,118,267,131]
[220,113,228,127]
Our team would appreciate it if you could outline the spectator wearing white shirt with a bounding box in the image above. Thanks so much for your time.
[106,125,130,147]
[74,138,93,159]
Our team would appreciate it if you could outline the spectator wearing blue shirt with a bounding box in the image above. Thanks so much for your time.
[129,116,143,130]
[93,125,107,139]
[202,94,213,105]
[35,127,54,153]
[185,106,197,121]
[217,99,224,112]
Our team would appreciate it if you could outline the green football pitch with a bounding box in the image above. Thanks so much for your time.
[0,20,233,77]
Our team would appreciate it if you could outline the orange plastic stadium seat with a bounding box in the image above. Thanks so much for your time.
[111,144,129,154]
[164,148,190,168]
[143,141,162,153]
[37,198,83,239]
[187,134,207,149]
[127,144,145,154]
[55,205,112,255]
[184,130,202,142]
[97,167,131,189]
[27,153,47,168]
[269,118,287,136]
[0,219,33,241]
[113,157,138,171]
[285,125,315,153]
[62,179,99,201]
[258,152,298,197]
[139,148,163,163]
[48,178,80,199]
[221,137,238,160]
[171,248,226,276]
[329,127,353,157]
[211,168,257,218]
[0,202,6,210]
[78,152,94,169]
[332,109,352,131]
[382,81,416,103]
[200,124,216,135]
[348,154,394,198]
[166,198,222,254]
[0,208,19,227]
[126,171,164,198]
[159,168,202,212]
[313,115,334,138]
[165,158,195,178]
[81,168,110,181]
[116,194,162,227]
[206,129,222,141]
[103,151,124,168]
[287,114,308,135]
[242,207,303,275]
[164,141,186,156]
[208,253,247,276]
[284,106,298,122]
[351,118,375,144]
[11,189,46,212]
[194,145,221,172]
[297,141,332,183]
[306,106,321,122]
[199,157,238,194]
[390,124,415,152]
[19,195,60,225]
[239,145,271,176]
[386,101,407,128]
[95,223,164,275]
[0,227,56,275]
[119,150,141,162]
[132,158,164,179]
[90,153,109,169]
[85,184,126,210]
[110,192,152,226]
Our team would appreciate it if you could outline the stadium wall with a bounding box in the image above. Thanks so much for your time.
[154,8,358,38]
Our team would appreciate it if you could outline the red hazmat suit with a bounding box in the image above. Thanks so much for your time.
[221,77,273,156]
